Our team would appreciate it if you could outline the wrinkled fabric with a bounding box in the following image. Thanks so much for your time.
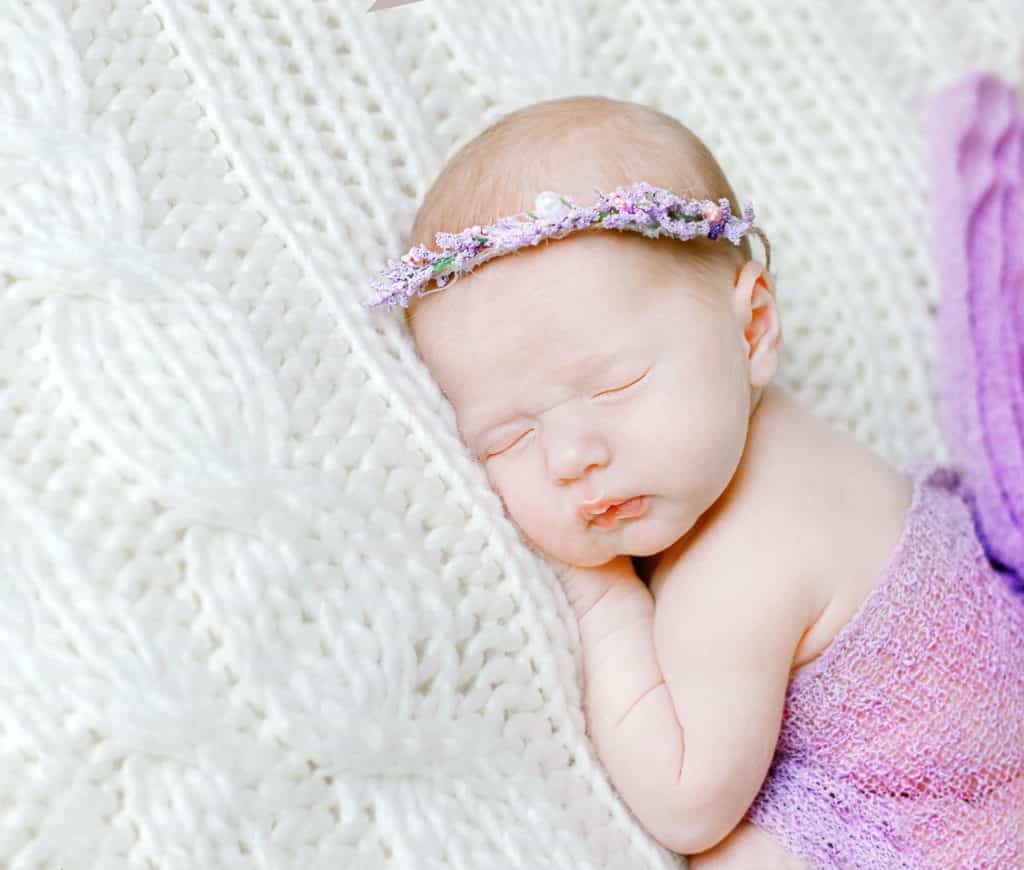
[929,71,1024,599]
[744,461,1024,869]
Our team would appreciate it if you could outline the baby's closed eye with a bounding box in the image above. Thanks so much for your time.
[484,367,651,459]
[593,367,650,398]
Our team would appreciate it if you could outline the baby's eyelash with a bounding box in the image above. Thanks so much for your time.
[485,429,533,458]
[484,368,650,460]
[593,368,649,398]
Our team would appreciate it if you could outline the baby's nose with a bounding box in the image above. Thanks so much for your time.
[548,432,611,484]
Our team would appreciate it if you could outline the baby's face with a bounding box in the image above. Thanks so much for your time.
[413,231,759,568]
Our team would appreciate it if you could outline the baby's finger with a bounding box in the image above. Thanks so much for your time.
[560,555,641,619]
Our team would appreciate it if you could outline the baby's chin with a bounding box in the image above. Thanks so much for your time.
[532,515,692,569]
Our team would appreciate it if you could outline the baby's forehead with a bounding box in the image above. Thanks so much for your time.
[471,232,683,308]
[420,241,720,359]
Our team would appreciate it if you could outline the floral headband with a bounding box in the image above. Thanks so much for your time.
[362,180,770,311]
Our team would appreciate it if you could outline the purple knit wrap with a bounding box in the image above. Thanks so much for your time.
[744,461,1024,868]
[928,72,1024,598]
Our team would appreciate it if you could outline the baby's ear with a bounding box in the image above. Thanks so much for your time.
[732,261,782,388]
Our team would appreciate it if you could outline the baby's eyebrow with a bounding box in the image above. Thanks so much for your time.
[528,345,623,388]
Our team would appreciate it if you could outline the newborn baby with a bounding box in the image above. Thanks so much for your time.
[367,96,1024,868]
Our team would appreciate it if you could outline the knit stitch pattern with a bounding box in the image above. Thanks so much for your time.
[0,1,1020,868]
[744,461,1024,868]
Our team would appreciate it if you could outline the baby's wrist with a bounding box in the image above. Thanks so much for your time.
[559,558,649,623]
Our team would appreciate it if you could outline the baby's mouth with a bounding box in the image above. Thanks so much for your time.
[588,496,648,528]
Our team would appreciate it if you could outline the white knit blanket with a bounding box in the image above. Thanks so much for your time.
[1,1,1020,868]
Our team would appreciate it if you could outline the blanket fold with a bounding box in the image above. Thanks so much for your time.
[927,72,1024,599]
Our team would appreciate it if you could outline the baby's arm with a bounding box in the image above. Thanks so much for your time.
[561,550,813,855]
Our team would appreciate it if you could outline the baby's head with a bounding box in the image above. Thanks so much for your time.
[403,96,782,568]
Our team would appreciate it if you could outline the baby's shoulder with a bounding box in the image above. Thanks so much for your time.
[724,458,833,618]
[654,460,827,630]
[775,445,915,673]
[651,433,915,673]
[662,442,913,668]
[804,446,912,570]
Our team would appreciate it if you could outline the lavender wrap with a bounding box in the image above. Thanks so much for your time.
[742,461,1024,868]
[735,74,1024,868]
[927,72,1024,599]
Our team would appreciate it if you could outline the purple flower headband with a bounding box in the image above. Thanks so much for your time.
[362,180,768,311]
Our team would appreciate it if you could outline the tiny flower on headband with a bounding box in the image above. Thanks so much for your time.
[363,180,767,311]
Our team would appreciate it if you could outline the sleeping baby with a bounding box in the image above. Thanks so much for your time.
[364,95,1024,869]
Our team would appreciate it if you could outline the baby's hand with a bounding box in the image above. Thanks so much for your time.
[555,555,644,622]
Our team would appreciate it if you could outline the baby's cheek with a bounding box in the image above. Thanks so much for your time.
[514,488,569,550]
[507,485,551,533]
[488,474,532,524]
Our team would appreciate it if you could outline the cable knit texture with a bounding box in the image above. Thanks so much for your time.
[0,1,1021,868]
[744,461,1024,868]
